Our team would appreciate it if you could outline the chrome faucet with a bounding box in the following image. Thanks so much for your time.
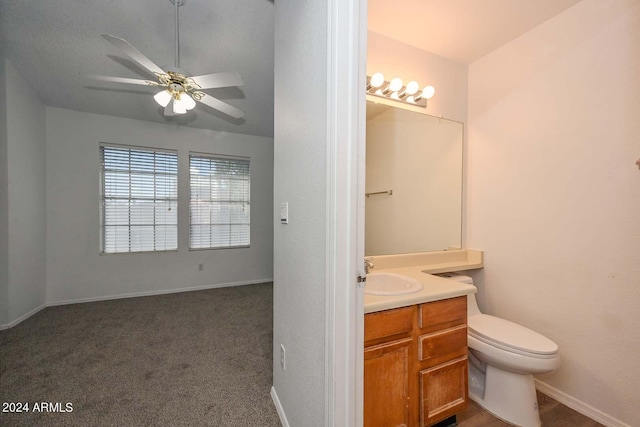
[364,257,374,274]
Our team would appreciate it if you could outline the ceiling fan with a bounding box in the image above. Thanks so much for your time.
[89,0,244,119]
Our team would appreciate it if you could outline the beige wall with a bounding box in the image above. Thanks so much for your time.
[467,0,640,425]
[367,31,468,123]
[367,31,469,252]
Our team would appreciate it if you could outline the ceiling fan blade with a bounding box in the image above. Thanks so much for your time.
[198,94,244,119]
[88,75,156,86]
[102,34,165,76]
[190,71,244,89]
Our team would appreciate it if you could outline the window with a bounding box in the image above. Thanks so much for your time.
[189,154,250,249]
[100,144,178,253]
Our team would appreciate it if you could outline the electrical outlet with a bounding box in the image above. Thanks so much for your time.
[198,263,204,271]
[280,344,286,370]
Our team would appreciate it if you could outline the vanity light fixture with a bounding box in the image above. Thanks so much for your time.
[366,73,435,108]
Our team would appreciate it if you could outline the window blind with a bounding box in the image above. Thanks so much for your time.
[100,144,178,253]
[189,154,250,249]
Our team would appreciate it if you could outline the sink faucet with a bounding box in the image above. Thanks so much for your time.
[364,257,374,274]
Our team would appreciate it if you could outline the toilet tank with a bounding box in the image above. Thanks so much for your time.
[435,272,480,316]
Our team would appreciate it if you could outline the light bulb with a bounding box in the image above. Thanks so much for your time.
[406,95,416,104]
[173,94,184,109]
[172,92,195,114]
[389,78,403,92]
[180,93,196,110]
[390,92,400,100]
[370,72,385,88]
[422,85,435,99]
[154,90,172,107]
[173,98,187,115]
[405,81,419,95]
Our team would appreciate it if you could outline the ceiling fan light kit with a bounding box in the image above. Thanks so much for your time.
[90,0,244,119]
[151,71,202,116]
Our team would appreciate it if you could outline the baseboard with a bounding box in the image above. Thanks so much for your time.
[0,279,273,329]
[47,278,274,307]
[270,386,290,427]
[535,379,632,427]
[0,303,46,330]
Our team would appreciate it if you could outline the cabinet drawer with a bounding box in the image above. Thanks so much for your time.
[418,325,467,367]
[419,296,466,333]
[365,306,414,345]
[420,357,468,426]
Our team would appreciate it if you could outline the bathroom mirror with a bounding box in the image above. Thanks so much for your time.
[365,100,463,256]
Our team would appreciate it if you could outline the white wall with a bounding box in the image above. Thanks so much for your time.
[467,0,640,425]
[272,1,328,425]
[2,59,47,326]
[0,58,8,326]
[45,107,273,304]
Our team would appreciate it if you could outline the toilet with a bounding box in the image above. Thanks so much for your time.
[436,272,560,427]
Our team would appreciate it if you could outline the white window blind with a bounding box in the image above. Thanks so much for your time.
[189,154,250,249]
[100,144,178,253]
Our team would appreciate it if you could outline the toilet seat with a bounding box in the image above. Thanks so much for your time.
[468,314,558,358]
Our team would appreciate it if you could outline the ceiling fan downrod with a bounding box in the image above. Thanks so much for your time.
[170,0,184,68]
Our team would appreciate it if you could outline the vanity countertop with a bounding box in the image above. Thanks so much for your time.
[364,266,477,314]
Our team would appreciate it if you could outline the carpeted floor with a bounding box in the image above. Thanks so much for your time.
[0,283,281,427]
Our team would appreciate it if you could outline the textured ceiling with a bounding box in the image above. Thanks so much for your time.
[1,1,583,138]
[368,0,584,64]
[0,0,275,137]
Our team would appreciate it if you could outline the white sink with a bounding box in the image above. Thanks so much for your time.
[365,272,424,296]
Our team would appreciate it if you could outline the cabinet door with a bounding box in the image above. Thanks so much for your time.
[419,356,468,427]
[364,338,413,427]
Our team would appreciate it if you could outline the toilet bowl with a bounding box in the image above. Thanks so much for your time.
[436,273,560,427]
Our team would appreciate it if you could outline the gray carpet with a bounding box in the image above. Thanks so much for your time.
[0,283,280,427]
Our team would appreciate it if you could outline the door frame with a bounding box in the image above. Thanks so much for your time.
[324,0,367,425]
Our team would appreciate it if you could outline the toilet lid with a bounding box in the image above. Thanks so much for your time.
[468,314,558,356]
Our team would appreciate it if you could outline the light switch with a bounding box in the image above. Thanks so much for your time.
[280,202,289,224]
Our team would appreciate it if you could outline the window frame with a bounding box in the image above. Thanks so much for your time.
[188,152,251,251]
[99,143,179,255]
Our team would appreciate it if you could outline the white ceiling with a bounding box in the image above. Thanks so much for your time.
[0,0,275,137]
[368,0,584,64]
[1,1,583,138]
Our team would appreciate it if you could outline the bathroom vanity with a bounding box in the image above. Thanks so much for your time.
[363,250,482,427]
[364,97,480,425]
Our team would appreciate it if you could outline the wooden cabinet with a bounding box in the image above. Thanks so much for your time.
[364,306,414,427]
[364,338,412,427]
[364,297,468,427]
[417,296,468,426]
[419,357,468,426]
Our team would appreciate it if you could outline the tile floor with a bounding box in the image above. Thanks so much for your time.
[457,391,605,427]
